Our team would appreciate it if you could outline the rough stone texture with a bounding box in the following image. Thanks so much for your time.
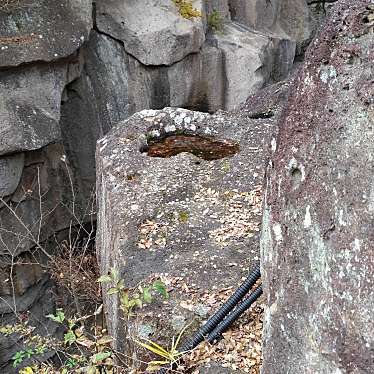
[0,143,88,258]
[0,0,316,372]
[261,1,374,373]
[213,23,295,109]
[0,153,24,198]
[96,107,277,367]
[205,0,231,20]
[0,63,74,156]
[0,143,90,372]
[96,0,205,66]
[229,0,314,49]
[0,0,92,67]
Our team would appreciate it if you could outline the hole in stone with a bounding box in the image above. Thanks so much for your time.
[363,15,371,23]
[248,110,275,119]
[143,135,240,161]
[290,167,302,189]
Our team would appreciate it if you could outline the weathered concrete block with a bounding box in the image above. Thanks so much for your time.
[96,107,275,366]
[261,1,374,373]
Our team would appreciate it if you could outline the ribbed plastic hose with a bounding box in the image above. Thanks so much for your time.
[157,263,261,373]
[207,285,263,343]
[179,262,260,351]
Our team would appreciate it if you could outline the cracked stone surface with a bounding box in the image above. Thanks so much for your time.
[96,105,281,369]
[261,1,374,373]
[95,0,205,66]
[0,0,92,67]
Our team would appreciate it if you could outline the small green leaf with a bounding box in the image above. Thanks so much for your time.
[142,287,153,303]
[116,279,125,290]
[46,309,65,324]
[110,268,119,281]
[107,287,119,295]
[120,291,130,307]
[34,344,46,355]
[134,298,143,308]
[97,274,112,283]
[153,280,169,299]
[12,351,26,367]
[64,330,77,346]
[65,358,78,369]
[91,351,112,363]
[25,348,34,358]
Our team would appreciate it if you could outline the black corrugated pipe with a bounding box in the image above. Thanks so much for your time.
[157,263,261,373]
[207,285,263,343]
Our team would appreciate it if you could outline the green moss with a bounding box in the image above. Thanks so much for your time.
[222,159,230,172]
[208,10,224,32]
[178,211,189,223]
[172,0,201,20]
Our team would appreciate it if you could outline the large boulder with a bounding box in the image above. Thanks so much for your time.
[95,0,205,66]
[212,23,295,109]
[0,0,92,67]
[96,106,277,368]
[0,64,68,155]
[261,1,374,373]
[229,0,314,49]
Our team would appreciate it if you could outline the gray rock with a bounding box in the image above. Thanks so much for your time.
[96,0,205,66]
[0,153,24,198]
[204,0,231,21]
[212,23,295,110]
[0,143,88,257]
[60,31,134,201]
[261,1,374,373]
[229,0,314,49]
[96,106,276,361]
[213,23,271,109]
[0,276,59,374]
[0,64,66,156]
[0,0,92,67]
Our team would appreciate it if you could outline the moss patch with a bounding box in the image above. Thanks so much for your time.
[172,0,201,19]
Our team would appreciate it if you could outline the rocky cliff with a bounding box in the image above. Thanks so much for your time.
[0,0,318,372]
[261,1,374,372]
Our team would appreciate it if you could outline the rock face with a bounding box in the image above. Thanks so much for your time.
[96,0,205,66]
[0,0,316,372]
[0,0,92,67]
[0,64,68,155]
[229,0,314,50]
[261,1,374,373]
[96,106,276,367]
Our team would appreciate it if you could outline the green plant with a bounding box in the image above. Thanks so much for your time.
[178,210,189,223]
[3,305,113,371]
[172,0,201,19]
[135,323,190,372]
[208,10,224,32]
[12,345,46,368]
[98,268,169,317]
